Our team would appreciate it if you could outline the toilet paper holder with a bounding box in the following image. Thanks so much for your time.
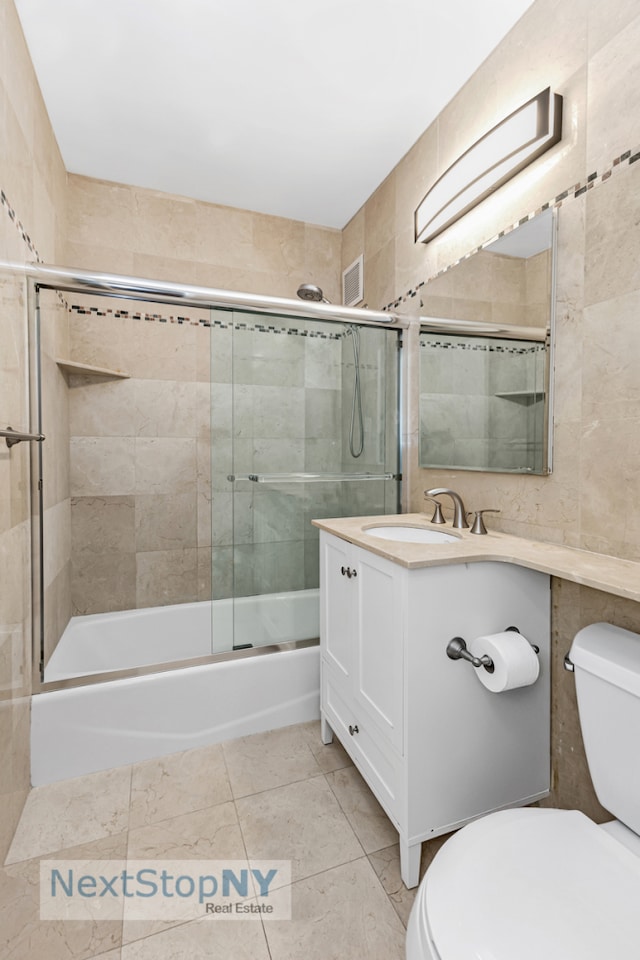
[446,626,540,673]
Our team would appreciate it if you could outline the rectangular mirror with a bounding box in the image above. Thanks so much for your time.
[418,208,555,475]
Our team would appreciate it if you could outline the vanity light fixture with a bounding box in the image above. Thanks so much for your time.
[414,87,563,244]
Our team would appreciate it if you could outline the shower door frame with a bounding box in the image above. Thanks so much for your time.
[21,264,406,696]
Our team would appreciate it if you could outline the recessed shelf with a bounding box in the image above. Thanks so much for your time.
[56,359,130,379]
[495,390,544,404]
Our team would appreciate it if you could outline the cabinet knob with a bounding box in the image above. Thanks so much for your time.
[348,724,359,736]
[341,566,357,579]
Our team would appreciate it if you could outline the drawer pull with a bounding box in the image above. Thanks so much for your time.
[348,724,359,736]
[340,566,358,579]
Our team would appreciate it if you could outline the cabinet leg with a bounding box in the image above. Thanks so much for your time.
[320,714,334,745]
[399,839,422,889]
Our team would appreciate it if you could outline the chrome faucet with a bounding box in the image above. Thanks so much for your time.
[424,488,469,529]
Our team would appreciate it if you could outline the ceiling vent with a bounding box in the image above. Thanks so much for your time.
[342,254,364,307]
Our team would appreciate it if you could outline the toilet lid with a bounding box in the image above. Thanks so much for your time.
[425,808,640,960]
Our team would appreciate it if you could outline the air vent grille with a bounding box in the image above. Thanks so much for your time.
[342,254,364,306]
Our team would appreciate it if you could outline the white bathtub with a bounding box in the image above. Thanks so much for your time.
[45,589,320,681]
[31,590,320,785]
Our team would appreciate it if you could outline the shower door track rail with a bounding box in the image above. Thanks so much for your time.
[2,260,409,328]
[36,637,320,695]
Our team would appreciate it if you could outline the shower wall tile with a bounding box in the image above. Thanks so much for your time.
[42,499,71,590]
[70,437,136,497]
[71,551,137,616]
[304,389,340,440]
[68,376,136,437]
[136,548,199,609]
[134,438,197,496]
[130,321,197,382]
[133,380,197,438]
[43,563,71,668]
[252,438,305,474]
[249,541,306,597]
[252,385,305,439]
[252,489,305,544]
[135,492,198,552]
[304,438,342,473]
[71,496,136,556]
[211,546,233,601]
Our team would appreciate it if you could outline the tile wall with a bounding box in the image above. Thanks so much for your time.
[346,0,640,815]
[0,0,68,859]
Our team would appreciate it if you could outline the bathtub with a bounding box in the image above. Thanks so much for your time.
[45,588,320,681]
[31,590,320,785]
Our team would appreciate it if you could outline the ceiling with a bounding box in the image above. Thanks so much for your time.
[15,0,534,229]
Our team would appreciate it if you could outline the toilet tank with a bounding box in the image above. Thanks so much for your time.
[570,623,640,833]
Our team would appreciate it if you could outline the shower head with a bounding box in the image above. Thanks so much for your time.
[297,283,330,303]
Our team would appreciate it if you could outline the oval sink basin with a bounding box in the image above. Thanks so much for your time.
[364,525,459,544]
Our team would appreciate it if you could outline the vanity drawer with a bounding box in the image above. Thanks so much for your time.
[322,668,402,826]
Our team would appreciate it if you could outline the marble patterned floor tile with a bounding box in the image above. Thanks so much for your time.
[129,744,231,829]
[368,833,454,929]
[126,801,245,861]
[263,857,406,960]
[236,774,363,885]
[299,720,354,774]
[1,833,127,960]
[5,767,132,865]
[367,844,418,928]
[223,725,322,797]
[123,802,248,943]
[120,914,271,959]
[326,765,398,853]
[222,724,324,797]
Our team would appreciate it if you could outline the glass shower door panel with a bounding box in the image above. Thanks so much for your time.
[227,311,399,651]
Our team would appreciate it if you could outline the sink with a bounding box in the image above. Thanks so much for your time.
[364,525,459,544]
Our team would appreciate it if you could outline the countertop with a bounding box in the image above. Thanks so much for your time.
[312,514,640,603]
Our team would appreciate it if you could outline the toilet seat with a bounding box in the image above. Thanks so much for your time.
[410,807,640,960]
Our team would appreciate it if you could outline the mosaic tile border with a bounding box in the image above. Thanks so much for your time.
[383,145,640,312]
[420,338,545,356]
[0,189,42,261]
[68,304,344,339]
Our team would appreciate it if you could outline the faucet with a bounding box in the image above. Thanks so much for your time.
[424,488,469,529]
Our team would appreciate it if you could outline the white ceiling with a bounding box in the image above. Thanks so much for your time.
[15,0,534,229]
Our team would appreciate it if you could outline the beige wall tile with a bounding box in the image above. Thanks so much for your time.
[136,547,199,608]
[586,12,640,175]
[70,437,136,497]
[71,551,137,615]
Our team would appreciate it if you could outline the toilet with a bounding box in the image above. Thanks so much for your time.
[407,622,640,960]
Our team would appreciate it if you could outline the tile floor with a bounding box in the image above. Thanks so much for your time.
[1,721,453,959]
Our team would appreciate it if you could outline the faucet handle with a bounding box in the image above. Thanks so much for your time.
[468,509,500,535]
[424,495,446,524]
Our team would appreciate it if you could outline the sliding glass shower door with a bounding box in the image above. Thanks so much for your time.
[209,308,400,653]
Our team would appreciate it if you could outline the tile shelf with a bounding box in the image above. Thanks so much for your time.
[56,359,130,379]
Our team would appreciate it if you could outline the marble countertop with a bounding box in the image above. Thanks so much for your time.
[312,514,640,603]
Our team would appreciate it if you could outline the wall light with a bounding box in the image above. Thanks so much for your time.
[415,87,562,244]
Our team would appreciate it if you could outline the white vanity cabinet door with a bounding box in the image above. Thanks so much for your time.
[320,533,404,754]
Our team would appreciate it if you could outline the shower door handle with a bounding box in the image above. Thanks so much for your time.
[1,426,46,448]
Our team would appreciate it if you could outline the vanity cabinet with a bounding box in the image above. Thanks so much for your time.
[319,531,551,888]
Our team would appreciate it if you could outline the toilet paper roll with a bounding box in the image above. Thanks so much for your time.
[468,631,540,693]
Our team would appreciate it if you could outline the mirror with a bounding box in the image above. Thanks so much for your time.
[418,208,555,475]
